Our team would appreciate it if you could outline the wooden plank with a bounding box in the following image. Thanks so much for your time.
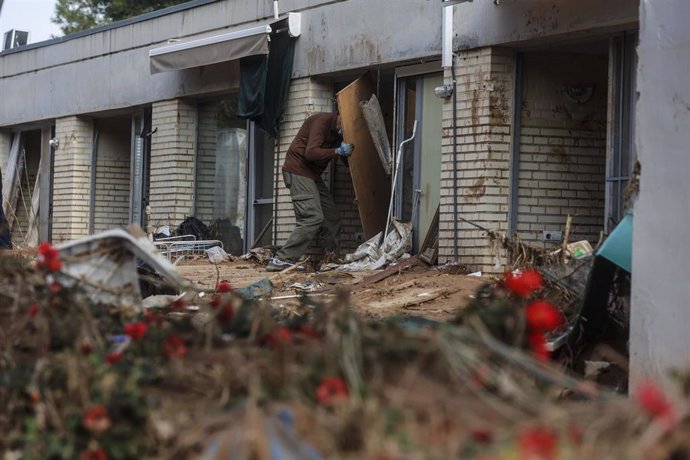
[355,255,419,287]
[337,73,391,239]
[419,205,439,266]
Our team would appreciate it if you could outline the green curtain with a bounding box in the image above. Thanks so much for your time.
[237,32,296,138]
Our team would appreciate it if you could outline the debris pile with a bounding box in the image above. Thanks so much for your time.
[0,244,687,460]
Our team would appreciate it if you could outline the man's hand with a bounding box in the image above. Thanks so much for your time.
[337,142,354,158]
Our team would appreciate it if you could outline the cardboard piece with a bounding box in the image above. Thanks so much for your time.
[337,74,391,239]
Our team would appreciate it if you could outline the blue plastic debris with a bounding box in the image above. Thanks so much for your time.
[597,213,633,272]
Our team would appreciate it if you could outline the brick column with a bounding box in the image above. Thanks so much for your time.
[52,116,93,242]
[149,99,197,228]
[439,47,515,273]
[274,78,334,248]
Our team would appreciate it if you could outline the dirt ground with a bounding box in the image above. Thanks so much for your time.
[175,259,487,322]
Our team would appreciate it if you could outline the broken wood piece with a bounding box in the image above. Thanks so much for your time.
[356,256,419,287]
[360,94,393,175]
[419,206,439,266]
[365,287,448,310]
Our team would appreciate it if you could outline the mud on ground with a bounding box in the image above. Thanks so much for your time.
[175,259,487,322]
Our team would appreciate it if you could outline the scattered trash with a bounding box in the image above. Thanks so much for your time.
[155,225,171,238]
[240,247,273,264]
[287,281,322,293]
[206,246,231,264]
[567,240,594,259]
[55,226,188,311]
[175,216,211,240]
[468,271,483,277]
[339,219,412,271]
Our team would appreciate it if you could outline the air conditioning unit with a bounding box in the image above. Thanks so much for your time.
[3,29,29,51]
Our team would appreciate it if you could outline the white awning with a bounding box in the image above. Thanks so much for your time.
[149,13,302,75]
[149,24,271,74]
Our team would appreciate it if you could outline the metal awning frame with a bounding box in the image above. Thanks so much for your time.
[149,24,273,59]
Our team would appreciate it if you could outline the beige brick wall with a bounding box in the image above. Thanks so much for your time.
[439,47,515,273]
[52,116,92,242]
[93,119,131,233]
[149,99,196,228]
[517,52,607,246]
[195,103,218,225]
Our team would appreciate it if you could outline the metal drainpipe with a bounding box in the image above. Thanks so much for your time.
[451,54,459,262]
[508,52,524,236]
[88,128,99,235]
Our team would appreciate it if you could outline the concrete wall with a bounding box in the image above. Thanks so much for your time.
[452,0,638,51]
[0,0,443,127]
[439,47,514,272]
[630,0,690,395]
[93,118,131,232]
[516,51,607,246]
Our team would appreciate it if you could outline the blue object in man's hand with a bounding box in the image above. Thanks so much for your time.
[337,142,354,158]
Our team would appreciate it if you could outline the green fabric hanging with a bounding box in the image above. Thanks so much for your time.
[237,32,296,138]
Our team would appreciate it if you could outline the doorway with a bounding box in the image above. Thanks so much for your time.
[395,67,444,252]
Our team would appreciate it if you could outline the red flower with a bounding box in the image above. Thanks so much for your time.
[525,301,563,332]
[164,336,187,359]
[258,327,293,349]
[81,448,108,460]
[635,381,677,426]
[123,321,148,341]
[105,352,123,365]
[316,376,349,405]
[504,270,543,297]
[216,281,233,293]
[37,242,62,273]
[528,333,550,362]
[519,427,558,460]
[38,242,59,260]
[28,304,39,317]
[82,405,111,434]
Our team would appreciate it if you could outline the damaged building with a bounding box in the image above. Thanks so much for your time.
[0,0,638,273]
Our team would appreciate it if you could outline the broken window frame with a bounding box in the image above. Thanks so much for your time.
[606,32,638,232]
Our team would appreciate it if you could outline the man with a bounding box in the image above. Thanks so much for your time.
[267,112,353,271]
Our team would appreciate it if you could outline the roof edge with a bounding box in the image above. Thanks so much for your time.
[0,0,220,56]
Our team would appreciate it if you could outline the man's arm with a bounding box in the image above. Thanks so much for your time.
[304,118,337,162]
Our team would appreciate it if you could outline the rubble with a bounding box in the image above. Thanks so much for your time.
[0,230,684,460]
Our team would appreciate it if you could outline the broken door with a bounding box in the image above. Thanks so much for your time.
[337,74,391,239]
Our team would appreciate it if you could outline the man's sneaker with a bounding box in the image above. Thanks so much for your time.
[267,257,294,272]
